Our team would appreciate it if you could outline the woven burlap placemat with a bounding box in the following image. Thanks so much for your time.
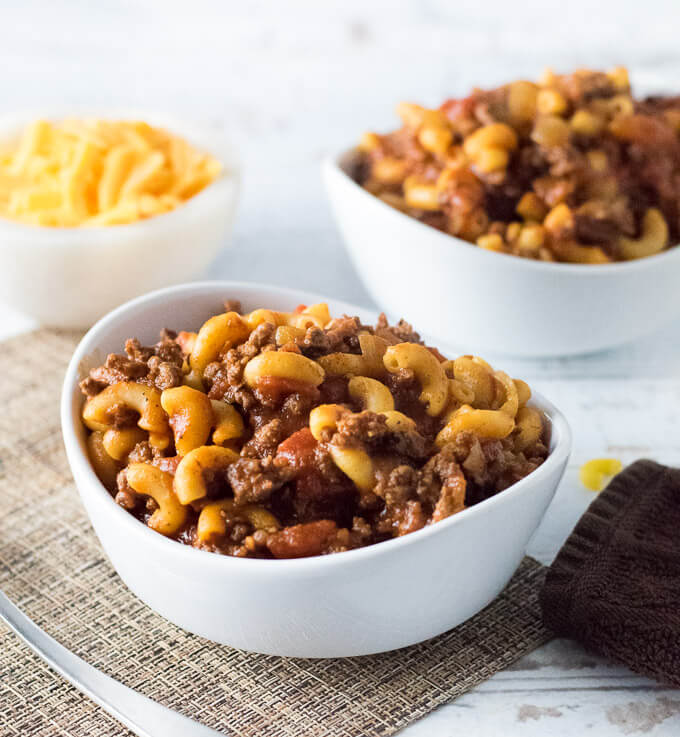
[0,329,552,737]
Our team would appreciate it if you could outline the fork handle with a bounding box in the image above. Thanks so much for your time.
[0,590,224,737]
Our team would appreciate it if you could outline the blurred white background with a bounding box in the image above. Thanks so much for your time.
[2,3,680,734]
[2,0,680,333]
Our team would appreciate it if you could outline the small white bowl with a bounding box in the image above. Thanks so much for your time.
[0,113,240,328]
[61,281,571,657]
[323,154,680,357]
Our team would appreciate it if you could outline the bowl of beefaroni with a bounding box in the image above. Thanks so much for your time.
[0,114,239,327]
[323,67,680,356]
[61,281,571,657]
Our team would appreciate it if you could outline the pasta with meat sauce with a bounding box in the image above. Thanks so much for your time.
[351,67,680,263]
[80,301,548,559]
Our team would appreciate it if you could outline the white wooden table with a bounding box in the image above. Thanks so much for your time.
[1,0,680,733]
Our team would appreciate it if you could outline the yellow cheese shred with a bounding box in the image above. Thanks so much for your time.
[0,119,222,226]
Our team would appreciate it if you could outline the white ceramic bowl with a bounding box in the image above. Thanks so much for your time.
[61,281,571,657]
[0,113,240,328]
[323,154,680,357]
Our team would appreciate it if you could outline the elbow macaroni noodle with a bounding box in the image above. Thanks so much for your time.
[102,427,147,461]
[210,400,245,445]
[190,312,250,374]
[126,463,188,536]
[618,208,668,260]
[308,403,376,492]
[513,407,544,452]
[436,405,515,447]
[83,381,169,448]
[243,351,325,388]
[244,309,290,331]
[309,404,348,442]
[197,501,279,544]
[348,376,395,413]
[382,410,417,432]
[174,445,239,505]
[383,343,448,416]
[318,334,389,379]
[86,431,121,490]
[161,385,213,457]
[329,446,376,493]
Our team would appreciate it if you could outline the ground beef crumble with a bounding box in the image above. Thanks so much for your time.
[227,455,295,505]
[325,316,366,352]
[80,331,184,396]
[334,410,430,460]
[204,322,277,408]
[374,313,422,345]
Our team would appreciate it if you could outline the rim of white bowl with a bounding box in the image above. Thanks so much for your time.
[61,280,572,575]
[323,154,680,276]
[0,110,240,239]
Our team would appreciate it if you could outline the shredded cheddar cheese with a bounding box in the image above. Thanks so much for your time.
[0,119,222,226]
[579,458,623,492]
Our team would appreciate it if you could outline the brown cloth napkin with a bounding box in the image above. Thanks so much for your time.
[0,329,552,736]
[541,459,680,687]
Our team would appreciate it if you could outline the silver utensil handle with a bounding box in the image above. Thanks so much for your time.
[0,590,224,737]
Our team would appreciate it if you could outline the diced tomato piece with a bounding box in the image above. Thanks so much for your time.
[440,95,476,122]
[267,520,338,558]
[276,428,318,472]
